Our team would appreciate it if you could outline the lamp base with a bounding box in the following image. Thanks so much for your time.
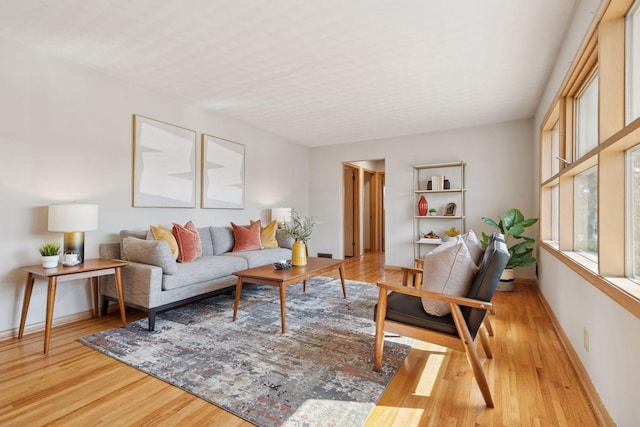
[63,231,85,262]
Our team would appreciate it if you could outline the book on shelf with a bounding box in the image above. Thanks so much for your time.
[428,175,446,190]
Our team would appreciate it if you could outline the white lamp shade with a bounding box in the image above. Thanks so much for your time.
[48,204,99,232]
[271,207,292,223]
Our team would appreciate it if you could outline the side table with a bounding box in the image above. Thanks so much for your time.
[18,258,129,354]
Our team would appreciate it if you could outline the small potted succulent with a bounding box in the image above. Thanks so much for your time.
[39,243,61,268]
[429,208,437,216]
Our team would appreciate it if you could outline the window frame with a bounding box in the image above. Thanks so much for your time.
[538,0,640,319]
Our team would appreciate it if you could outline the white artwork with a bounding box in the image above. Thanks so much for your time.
[133,115,196,208]
[201,134,245,209]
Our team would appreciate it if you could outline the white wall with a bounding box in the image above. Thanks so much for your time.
[307,118,536,270]
[0,38,308,335]
[533,0,640,424]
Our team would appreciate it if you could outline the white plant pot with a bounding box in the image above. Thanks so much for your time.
[41,255,59,268]
[497,268,514,291]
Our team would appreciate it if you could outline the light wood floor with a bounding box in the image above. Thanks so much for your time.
[0,253,600,426]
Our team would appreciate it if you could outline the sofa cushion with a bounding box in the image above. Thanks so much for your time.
[122,237,177,275]
[231,221,263,252]
[172,221,202,263]
[118,229,148,260]
[198,227,214,257]
[276,229,295,249]
[162,255,248,291]
[210,226,235,255]
[251,219,279,248]
[150,225,179,260]
[223,248,293,268]
[421,241,478,316]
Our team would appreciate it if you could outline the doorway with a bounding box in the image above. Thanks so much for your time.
[343,160,385,258]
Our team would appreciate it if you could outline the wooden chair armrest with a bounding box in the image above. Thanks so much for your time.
[377,281,493,311]
[400,266,422,274]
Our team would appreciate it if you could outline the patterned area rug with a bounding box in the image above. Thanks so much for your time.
[79,277,410,427]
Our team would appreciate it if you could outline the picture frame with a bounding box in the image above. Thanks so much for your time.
[132,115,196,208]
[444,202,457,216]
[201,134,245,209]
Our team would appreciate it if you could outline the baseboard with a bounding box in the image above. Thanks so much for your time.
[535,285,616,426]
[0,305,120,341]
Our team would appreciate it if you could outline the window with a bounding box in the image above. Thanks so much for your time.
[627,1,640,124]
[551,184,560,242]
[574,167,598,260]
[575,73,599,159]
[551,121,560,176]
[627,145,640,280]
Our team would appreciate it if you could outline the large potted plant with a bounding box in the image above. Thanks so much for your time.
[283,210,319,266]
[481,208,538,291]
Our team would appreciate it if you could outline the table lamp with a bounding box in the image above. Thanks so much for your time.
[48,203,99,262]
[271,207,292,229]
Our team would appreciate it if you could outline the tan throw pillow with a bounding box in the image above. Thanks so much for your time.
[150,225,179,260]
[231,221,263,252]
[421,241,478,316]
[172,220,202,263]
[250,219,279,248]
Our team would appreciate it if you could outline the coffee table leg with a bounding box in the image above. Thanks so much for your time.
[338,265,347,298]
[233,277,243,321]
[279,283,286,333]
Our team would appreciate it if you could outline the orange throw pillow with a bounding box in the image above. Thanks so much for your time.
[231,221,263,252]
[172,220,202,262]
[250,219,279,248]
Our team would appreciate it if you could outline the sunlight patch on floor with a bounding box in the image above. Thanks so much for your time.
[414,353,445,396]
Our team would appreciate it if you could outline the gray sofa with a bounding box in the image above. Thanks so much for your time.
[99,226,293,330]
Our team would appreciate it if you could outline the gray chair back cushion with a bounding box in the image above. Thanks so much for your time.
[463,238,509,336]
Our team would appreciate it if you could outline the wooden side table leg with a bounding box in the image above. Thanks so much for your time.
[44,277,57,355]
[279,283,286,334]
[92,277,99,317]
[338,265,347,298]
[232,277,243,321]
[114,267,127,328]
[18,273,35,339]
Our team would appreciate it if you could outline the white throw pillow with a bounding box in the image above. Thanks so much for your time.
[461,229,484,266]
[421,241,478,316]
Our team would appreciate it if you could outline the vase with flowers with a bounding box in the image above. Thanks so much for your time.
[283,210,320,266]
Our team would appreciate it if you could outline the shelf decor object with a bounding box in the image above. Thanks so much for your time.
[418,195,428,216]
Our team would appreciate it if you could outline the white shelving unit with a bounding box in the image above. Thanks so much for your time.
[413,161,466,259]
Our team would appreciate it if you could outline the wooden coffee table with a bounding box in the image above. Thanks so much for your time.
[232,257,346,333]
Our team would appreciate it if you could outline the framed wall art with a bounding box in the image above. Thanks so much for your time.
[132,115,197,208]
[201,134,245,209]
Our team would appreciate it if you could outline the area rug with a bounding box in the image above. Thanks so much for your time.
[79,277,411,427]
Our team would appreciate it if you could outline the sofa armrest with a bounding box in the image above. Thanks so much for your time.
[100,261,164,309]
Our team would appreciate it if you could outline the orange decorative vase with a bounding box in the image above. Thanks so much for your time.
[418,195,428,216]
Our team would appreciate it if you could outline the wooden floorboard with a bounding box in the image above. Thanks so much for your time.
[0,253,601,426]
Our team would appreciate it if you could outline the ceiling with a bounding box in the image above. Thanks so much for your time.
[0,0,578,147]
